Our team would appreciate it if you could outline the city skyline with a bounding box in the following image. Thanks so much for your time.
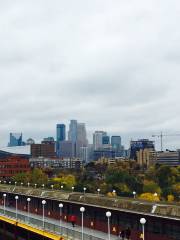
[2,119,180,151]
[1,1,180,150]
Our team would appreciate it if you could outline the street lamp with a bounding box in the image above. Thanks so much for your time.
[21,182,23,187]
[34,183,37,188]
[27,182,30,188]
[106,211,111,240]
[42,184,45,189]
[3,193,6,215]
[97,188,101,196]
[15,182,17,186]
[140,218,146,240]
[51,185,54,190]
[9,181,11,185]
[133,191,136,199]
[83,187,86,195]
[60,185,64,190]
[15,195,19,220]
[59,203,63,233]
[42,200,46,228]
[80,207,85,240]
[72,186,75,193]
[27,198,31,223]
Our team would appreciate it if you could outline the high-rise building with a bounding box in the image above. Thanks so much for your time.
[59,141,74,158]
[8,133,23,147]
[93,131,107,150]
[68,120,88,157]
[56,124,66,142]
[102,136,110,145]
[68,120,78,143]
[56,124,66,157]
[76,123,88,157]
[130,139,155,160]
[111,136,121,151]
[80,146,88,163]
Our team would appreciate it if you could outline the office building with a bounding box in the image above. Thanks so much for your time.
[80,146,88,163]
[59,141,74,158]
[93,149,116,161]
[31,143,56,158]
[130,139,155,160]
[68,120,78,143]
[93,131,107,150]
[136,148,154,168]
[111,136,121,151]
[67,120,88,157]
[8,133,24,147]
[102,136,110,145]
[0,150,30,178]
[42,137,55,144]
[149,150,180,166]
[56,124,66,142]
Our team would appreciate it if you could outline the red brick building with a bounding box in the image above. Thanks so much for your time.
[0,151,30,178]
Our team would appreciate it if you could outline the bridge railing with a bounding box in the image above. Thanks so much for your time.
[0,208,109,240]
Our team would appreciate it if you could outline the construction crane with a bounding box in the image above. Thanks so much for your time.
[152,132,180,151]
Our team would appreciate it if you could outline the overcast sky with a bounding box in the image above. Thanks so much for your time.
[0,0,180,149]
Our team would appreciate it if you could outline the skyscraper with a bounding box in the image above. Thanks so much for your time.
[102,136,110,145]
[93,131,107,150]
[68,120,88,157]
[56,124,66,157]
[111,136,121,151]
[8,133,23,147]
[68,120,78,143]
[56,124,66,142]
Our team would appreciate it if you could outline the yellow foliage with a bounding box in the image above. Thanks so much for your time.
[167,194,174,202]
[107,192,113,197]
[52,174,76,190]
[139,193,160,202]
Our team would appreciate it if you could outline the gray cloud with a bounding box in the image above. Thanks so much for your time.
[0,0,180,150]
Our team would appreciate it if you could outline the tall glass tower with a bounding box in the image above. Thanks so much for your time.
[56,124,66,142]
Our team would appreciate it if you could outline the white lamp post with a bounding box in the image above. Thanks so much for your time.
[15,195,19,220]
[59,203,63,233]
[83,187,86,195]
[80,207,85,240]
[140,218,146,240]
[27,198,31,223]
[97,188,101,196]
[133,191,136,199]
[3,193,6,215]
[42,184,45,189]
[21,182,23,187]
[42,200,46,228]
[51,185,54,190]
[34,183,37,188]
[15,182,17,186]
[106,211,111,240]
[27,182,30,188]
[9,181,11,185]
[60,185,64,190]
[72,186,75,193]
